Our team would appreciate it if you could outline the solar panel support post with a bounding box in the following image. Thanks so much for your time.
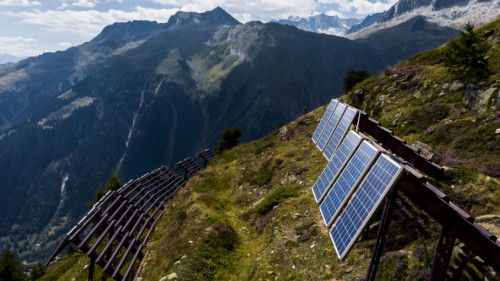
[430,221,458,281]
[88,256,95,281]
[366,188,398,281]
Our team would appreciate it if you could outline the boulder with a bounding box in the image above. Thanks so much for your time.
[477,87,497,113]
[411,141,438,162]
[363,94,373,108]
[352,88,364,104]
[463,84,478,109]
[450,80,464,92]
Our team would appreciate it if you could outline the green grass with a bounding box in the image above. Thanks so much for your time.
[255,185,300,215]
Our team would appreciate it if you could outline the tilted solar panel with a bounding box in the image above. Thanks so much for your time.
[312,130,363,203]
[320,140,379,227]
[330,154,403,259]
[323,107,358,160]
[312,99,338,144]
[317,103,346,152]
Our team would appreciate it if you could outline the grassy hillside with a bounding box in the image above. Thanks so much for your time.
[41,20,500,280]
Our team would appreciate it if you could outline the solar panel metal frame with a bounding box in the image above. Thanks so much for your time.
[329,154,404,260]
[312,99,339,144]
[312,130,363,203]
[317,103,347,152]
[323,107,358,160]
[320,140,380,228]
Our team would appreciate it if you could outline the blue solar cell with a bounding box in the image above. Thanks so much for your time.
[323,107,358,160]
[317,103,346,151]
[312,100,338,144]
[330,154,403,260]
[320,140,379,227]
[312,131,363,203]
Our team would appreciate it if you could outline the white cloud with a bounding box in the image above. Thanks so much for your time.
[0,36,42,57]
[151,0,181,5]
[73,0,98,8]
[152,0,318,22]
[57,41,73,47]
[58,2,69,9]
[0,0,41,6]
[318,0,397,14]
[9,6,179,36]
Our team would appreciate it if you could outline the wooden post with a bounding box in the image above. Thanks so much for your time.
[430,222,458,281]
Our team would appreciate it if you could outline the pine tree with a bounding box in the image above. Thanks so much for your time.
[343,69,370,92]
[0,250,26,281]
[214,128,242,154]
[444,22,490,82]
[28,262,45,281]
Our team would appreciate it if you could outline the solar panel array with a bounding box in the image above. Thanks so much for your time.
[330,154,403,259]
[312,99,338,143]
[310,99,500,275]
[54,166,185,280]
[317,103,346,152]
[311,99,405,260]
[197,149,216,168]
[323,107,358,160]
[312,130,363,203]
[320,140,379,227]
[48,149,214,280]
[175,157,203,178]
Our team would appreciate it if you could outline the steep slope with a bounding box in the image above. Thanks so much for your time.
[0,8,386,262]
[350,0,500,38]
[354,16,459,66]
[346,0,499,67]
[345,12,384,35]
[134,19,500,281]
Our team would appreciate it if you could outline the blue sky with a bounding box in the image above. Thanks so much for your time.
[0,0,397,58]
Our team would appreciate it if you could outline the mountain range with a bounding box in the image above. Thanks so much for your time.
[2,0,498,263]
[274,13,362,36]
[0,7,385,262]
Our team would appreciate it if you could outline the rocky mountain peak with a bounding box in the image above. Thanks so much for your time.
[167,7,240,27]
[90,20,162,46]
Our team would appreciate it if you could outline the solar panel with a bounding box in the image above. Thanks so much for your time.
[312,131,363,203]
[323,107,358,160]
[329,154,403,259]
[312,99,339,144]
[320,140,379,227]
[317,103,346,151]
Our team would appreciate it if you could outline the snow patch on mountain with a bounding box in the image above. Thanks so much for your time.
[274,14,361,36]
[348,0,500,39]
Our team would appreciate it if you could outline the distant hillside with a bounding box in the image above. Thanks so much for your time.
[0,53,24,64]
[41,19,500,281]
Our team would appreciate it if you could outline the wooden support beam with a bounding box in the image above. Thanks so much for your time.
[366,188,398,280]
[430,221,458,281]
